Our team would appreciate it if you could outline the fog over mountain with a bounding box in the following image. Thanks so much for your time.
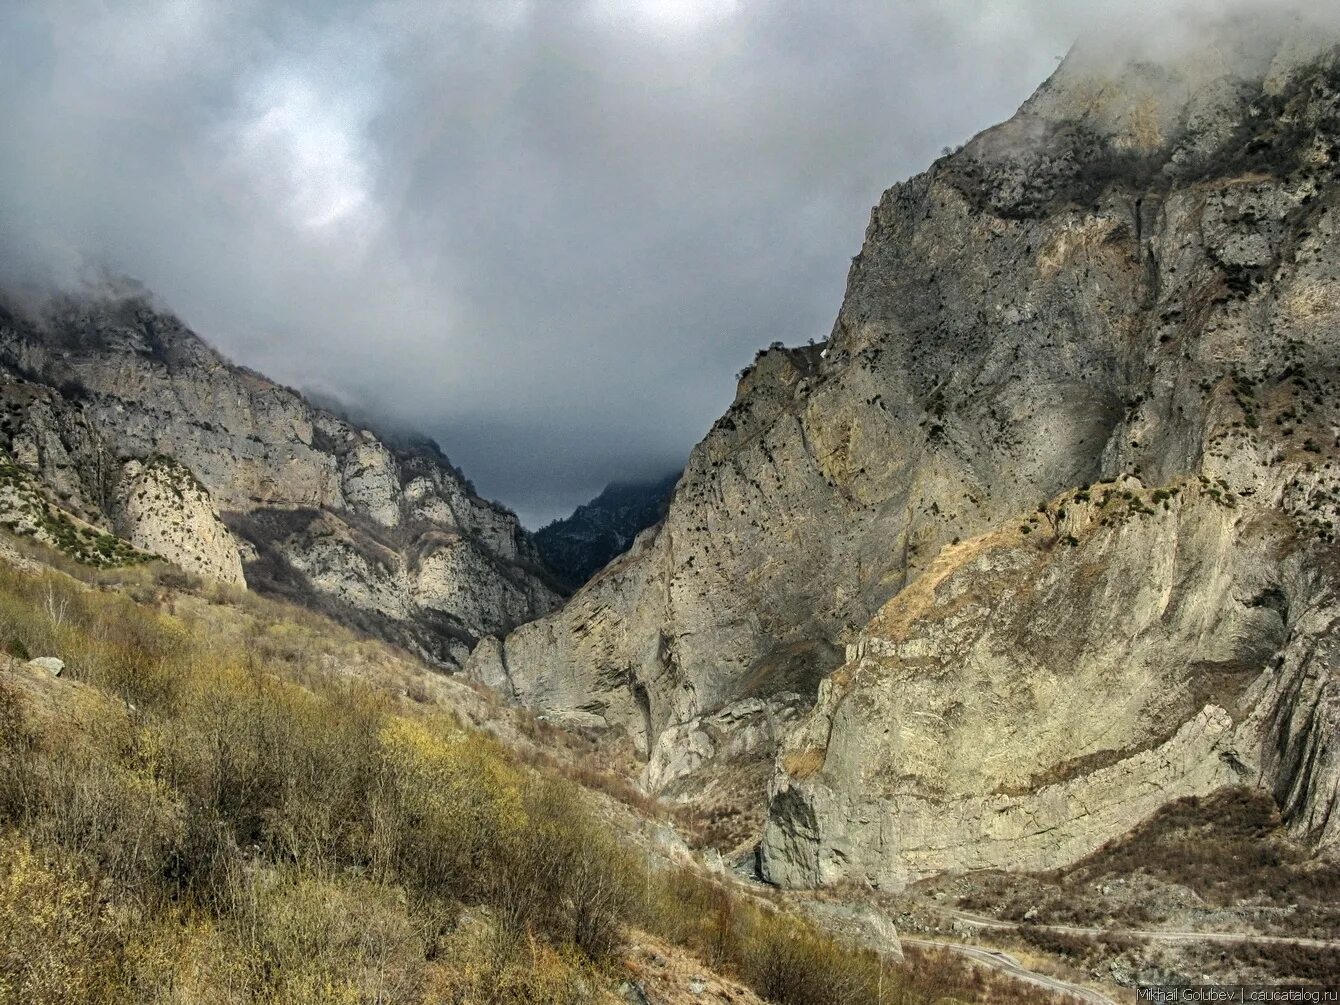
[1,0,1330,525]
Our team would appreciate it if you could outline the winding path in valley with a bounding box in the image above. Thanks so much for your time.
[898,899,1340,1005]
[900,935,1120,1005]
[929,902,1340,951]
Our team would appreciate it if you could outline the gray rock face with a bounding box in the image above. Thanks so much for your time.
[762,474,1339,887]
[642,693,807,798]
[114,456,245,586]
[26,657,63,677]
[0,295,560,664]
[471,19,1340,880]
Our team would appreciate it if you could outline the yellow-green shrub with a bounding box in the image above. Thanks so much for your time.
[0,552,984,1005]
[0,832,124,1005]
[491,779,639,961]
[120,911,249,1005]
[227,868,428,1005]
[374,715,524,900]
[0,680,32,819]
[425,915,606,1005]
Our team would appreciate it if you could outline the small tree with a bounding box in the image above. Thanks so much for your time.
[1037,501,1066,544]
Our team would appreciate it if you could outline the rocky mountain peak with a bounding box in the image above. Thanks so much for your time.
[918,13,1340,231]
[534,473,681,592]
[468,24,1340,886]
[0,289,562,665]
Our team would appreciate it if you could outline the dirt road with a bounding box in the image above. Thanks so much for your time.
[931,903,1340,951]
[901,936,1120,1005]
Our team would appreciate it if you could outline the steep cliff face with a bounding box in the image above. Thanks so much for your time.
[466,341,855,756]
[763,474,1340,887]
[759,21,1340,886]
[470,17,1340,881]
[0,294,560,663]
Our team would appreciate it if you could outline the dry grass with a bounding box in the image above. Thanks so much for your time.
[0,538,1033,1004]
[956,788,1340,933]
[783,746,827,779]
[1068,788,1340,934]
[1183,941,1340,985]
[941,787,1340,986]
[673,798,763,854]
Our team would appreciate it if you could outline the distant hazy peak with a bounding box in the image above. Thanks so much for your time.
[533,472,680,592]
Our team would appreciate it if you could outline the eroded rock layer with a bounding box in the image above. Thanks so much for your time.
[763,475,1340,887]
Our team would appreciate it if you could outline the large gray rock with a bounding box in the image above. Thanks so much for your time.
[113,456,245,586]
[26,657,64,677]
[642,693,807,798]
[761,473,1340,887]
[472,17,1340,877]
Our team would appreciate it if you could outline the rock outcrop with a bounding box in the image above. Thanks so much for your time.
[0,451,151,568]
[0,293,561,664]
[763,475,1339,887]
[471,13,1340,883]
[641,691,810,817]
[114,455,245,587]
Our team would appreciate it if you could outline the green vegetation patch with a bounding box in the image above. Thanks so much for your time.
[0,455,149,568]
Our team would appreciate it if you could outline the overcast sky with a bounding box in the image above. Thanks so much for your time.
[0,1,1311,526]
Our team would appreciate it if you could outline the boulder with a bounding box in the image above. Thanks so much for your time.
[26,657,64,677]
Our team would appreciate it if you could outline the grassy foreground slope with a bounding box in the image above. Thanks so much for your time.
[0,535,1041,1005]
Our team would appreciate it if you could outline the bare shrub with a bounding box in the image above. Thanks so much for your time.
[0,555,1060,1004]
[0,832,125,1004]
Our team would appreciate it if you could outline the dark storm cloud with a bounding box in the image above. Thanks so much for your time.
[0,0,1324,525]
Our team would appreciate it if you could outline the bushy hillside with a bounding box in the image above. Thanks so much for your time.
[0,532,1045,1004]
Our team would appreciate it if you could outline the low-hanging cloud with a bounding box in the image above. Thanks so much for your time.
[0,0,1330,525]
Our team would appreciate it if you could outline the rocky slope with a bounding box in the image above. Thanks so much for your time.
[0,292,561,664]
[763,473,1336,887]
[534,473,680,591]
[470,14,1340,887]
[113,455,246,586]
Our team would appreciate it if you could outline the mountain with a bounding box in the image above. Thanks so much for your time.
[533,473,680,591]
[467,15,1340,887]
[0,290,561,666]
